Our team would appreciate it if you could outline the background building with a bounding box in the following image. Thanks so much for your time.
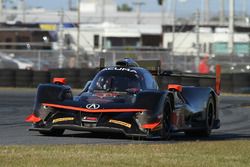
[0,0,249,72]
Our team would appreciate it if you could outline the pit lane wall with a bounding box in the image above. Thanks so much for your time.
[0,69,249,94]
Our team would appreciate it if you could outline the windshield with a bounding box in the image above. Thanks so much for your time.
[89,70,141,92]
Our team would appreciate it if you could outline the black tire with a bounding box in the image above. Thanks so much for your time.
[201,95,215,136]
[185,95,215,137]
[39,129,65,136]
[160,98,172,139]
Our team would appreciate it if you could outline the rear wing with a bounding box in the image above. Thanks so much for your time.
[136,60,161,75]
[157,66,221,95]
[135,59,221,94]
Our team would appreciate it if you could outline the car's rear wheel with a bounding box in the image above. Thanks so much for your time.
[160,98,172,139]
[185,95,215,137]
[39,129,65,136]
[201,95,215,136]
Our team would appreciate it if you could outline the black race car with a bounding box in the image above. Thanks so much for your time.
[26,58,221,139]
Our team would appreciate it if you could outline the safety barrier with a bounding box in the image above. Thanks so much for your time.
[0,69,15,87]
[0,69,249,93]
[231,73,250,93]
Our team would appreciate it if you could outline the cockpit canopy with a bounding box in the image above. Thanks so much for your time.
[88,67,141,93]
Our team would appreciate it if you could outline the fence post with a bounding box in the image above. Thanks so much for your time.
[38,50,41,71]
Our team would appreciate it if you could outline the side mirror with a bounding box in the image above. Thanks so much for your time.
[168,84,182,92]
[53,78,66,85]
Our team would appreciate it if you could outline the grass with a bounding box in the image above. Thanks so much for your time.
[0,140,250,167]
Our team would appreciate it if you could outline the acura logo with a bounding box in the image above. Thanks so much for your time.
[86,104,100,110]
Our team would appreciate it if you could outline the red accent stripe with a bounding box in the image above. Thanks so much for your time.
[42,103,147,113]
[216,64,221,95]
[141,122,160,129]
[25,114,41,123]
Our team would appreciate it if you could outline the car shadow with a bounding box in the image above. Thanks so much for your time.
[48,131,250,142]
[169,132,250,142]
[62,132,131,140]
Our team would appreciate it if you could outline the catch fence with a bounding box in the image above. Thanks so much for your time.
[0,49,250,73]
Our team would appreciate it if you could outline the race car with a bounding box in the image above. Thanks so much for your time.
[26,58,221,139]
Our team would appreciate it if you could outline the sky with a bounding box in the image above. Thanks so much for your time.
[20,0,250,18]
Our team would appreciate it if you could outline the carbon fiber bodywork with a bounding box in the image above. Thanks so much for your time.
[30,84,168,138]
[26,63,220,139]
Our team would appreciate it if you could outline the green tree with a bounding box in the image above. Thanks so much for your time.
[158,0,164,5]
[117,3,133,12]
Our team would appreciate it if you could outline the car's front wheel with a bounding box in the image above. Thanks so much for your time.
[160,98,172,139]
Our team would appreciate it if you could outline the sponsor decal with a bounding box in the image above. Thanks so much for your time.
[86,104,101,110]
[104,67,137,74]
[52,117,74,123]
[109,119,132,128]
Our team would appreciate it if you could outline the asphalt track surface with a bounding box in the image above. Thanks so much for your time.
[0,88,249,145]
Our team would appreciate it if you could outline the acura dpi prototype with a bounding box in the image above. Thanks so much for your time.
[26,58,221,139]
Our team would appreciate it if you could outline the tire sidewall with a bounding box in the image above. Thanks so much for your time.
[161,98,172,139]
[205,95,215,135]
